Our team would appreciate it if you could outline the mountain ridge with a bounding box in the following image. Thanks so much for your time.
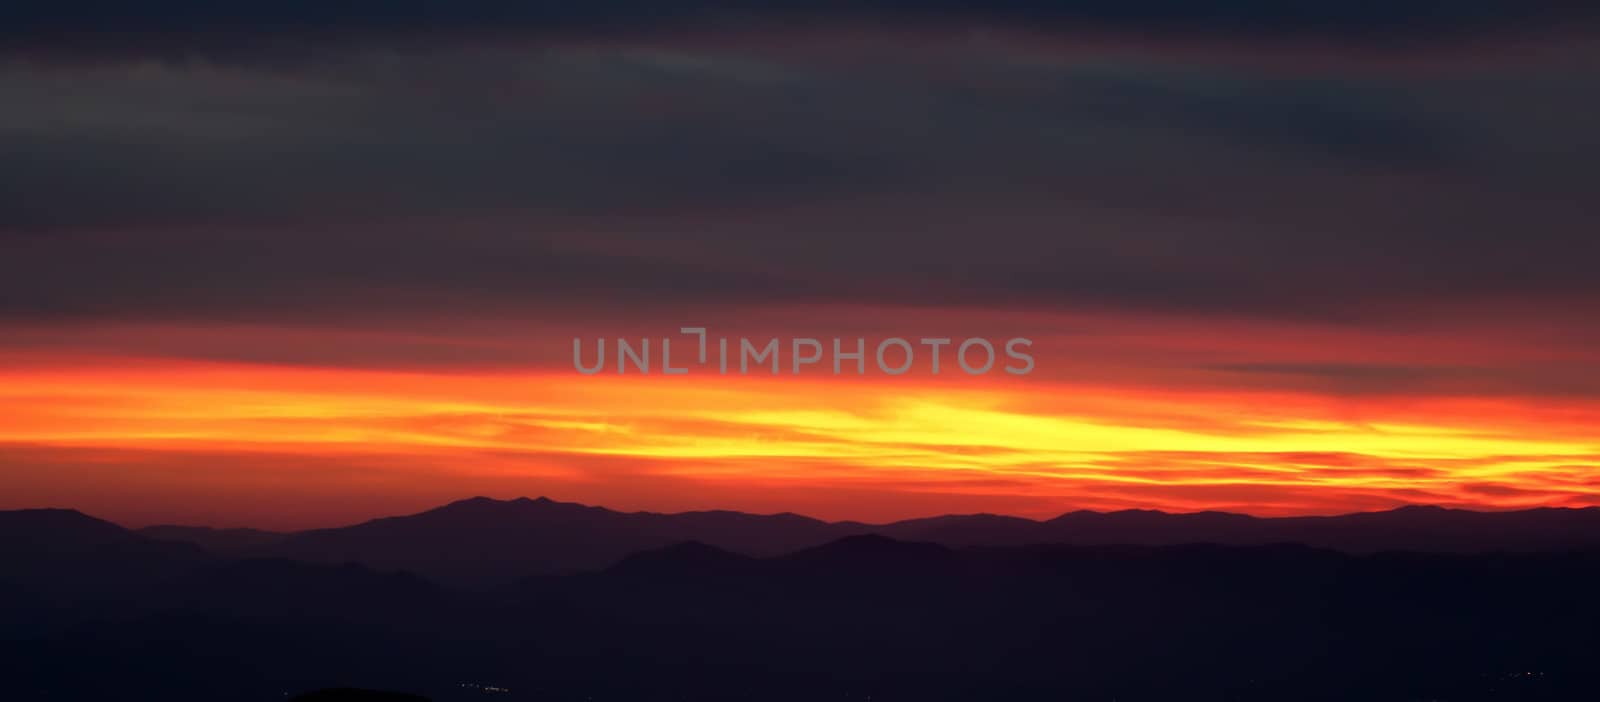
[10,497,1600,587]
[117,495,1600,533]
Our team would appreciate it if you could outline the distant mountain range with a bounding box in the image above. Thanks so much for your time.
[3,501,1599,701]
[112,496,1600,586]
[4,500,1600,700]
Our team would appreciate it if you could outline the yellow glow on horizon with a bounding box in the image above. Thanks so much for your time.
[1,358,1596,519]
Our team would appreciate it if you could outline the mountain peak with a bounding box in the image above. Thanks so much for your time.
[0,507,132,547]
[1389,504,1452,513]
[609,540,753,575]
[439,495,565,511]
[785,534,953,568]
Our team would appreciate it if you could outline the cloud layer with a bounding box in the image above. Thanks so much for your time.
[2,9,1597,522]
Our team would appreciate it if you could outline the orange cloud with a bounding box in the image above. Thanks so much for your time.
[2,348,1595,529]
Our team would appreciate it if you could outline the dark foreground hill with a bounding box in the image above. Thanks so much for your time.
[292,690,430,702]
[3,506,1599,701]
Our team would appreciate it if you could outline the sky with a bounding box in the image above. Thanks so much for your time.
[2,2,1598,529]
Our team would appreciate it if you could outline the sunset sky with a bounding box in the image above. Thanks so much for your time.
[2,2,1598,529]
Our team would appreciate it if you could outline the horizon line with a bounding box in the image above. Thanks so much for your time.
[10,494,1597,534]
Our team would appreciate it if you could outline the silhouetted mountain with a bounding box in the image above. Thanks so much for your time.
[1267,504,1600,552]
[1043,507,1259,543]
[532,537,1600,701]
[157,497,1600,586]
[13,500,1600,592]
[0,508,208,597]
[778,533,960,575]
[873,512,1043,544]
[1029,504,1600,553]
[605,540,758,578]
[5,507,1600,701]
[155,558,449,618]
[261,496,862,585]
[0,508,135,552]
[4,556,463,702]
[138,524,286,554]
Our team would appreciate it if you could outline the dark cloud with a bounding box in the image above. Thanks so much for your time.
[1,26,1597,328]
[1208,363,1600,398]
[1,0,1593,57]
